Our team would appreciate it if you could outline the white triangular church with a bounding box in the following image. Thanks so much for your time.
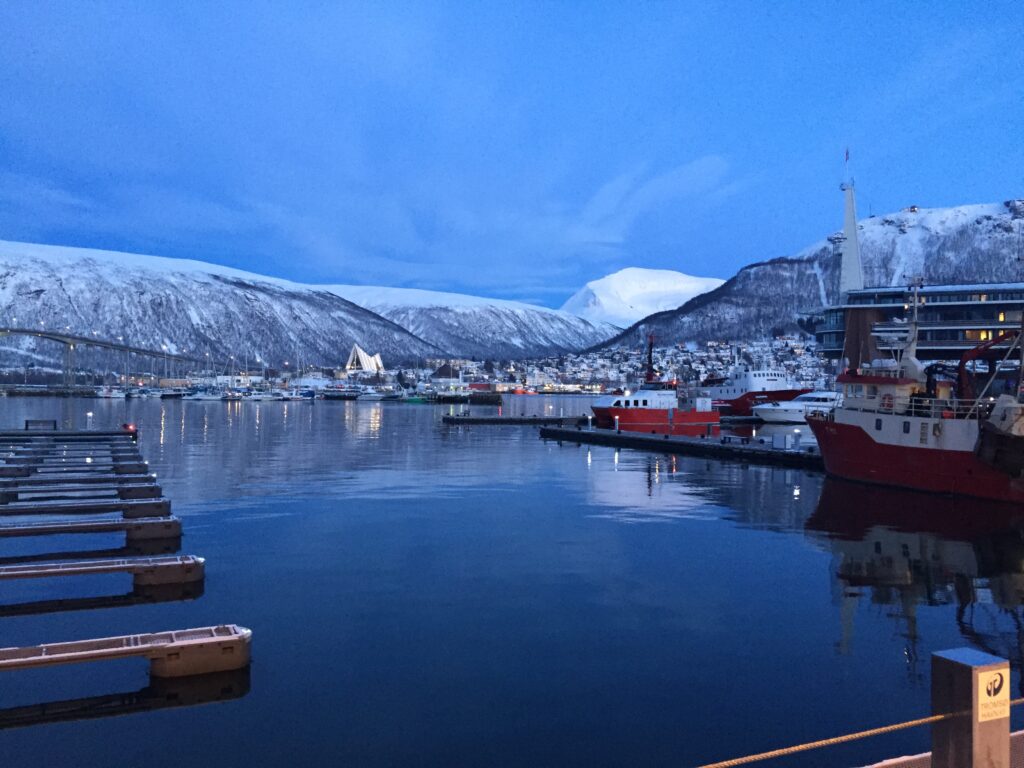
[345,344,385,373]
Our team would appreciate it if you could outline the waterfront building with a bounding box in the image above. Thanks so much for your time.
[817,282,1024,362]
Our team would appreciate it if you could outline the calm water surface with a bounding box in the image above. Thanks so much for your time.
[1,396,1022,767]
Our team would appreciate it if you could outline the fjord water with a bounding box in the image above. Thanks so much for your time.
[1,398,1022,767]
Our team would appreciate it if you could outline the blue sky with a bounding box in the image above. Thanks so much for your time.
[1,2,1022,306]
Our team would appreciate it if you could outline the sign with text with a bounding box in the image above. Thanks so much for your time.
[978,668,1010,722]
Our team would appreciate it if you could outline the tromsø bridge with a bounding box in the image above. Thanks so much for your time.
[0,327,221,387]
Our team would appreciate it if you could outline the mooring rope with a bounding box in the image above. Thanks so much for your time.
[696,697,1024,768]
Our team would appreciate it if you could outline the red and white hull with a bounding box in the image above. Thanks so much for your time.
[591,406,719,436]
[714,389,809,418]
[808,412,1024,503]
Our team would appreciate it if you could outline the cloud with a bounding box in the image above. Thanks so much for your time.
[566,156,735,246]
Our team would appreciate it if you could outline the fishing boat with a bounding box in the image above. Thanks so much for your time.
[700,362,810,417]
[752,391,842,424]
[808,295,1024,503]
[591,335,720,436]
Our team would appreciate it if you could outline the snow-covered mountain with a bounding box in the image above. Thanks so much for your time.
[597,199,1024,348]
[0,241,445,368]
[0,240,618,368]
[328,285,618,359]
[560,267,724,327]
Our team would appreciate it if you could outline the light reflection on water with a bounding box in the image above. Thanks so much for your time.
[0,396,1019,767]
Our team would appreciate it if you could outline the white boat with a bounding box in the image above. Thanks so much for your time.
[96,386,127,399]
[182,389,224,401]
[752,391,843,424]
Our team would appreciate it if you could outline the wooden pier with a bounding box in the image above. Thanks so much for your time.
[0,496,171,518]
[0,425,252,686]
[0,624,252,678]
[0,554,205,585]
[539,426,824,470]
[0,516,181,541]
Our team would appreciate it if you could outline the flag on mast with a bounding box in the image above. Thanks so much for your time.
[845,147,850,163]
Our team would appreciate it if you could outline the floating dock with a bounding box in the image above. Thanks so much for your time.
[539,426,824,470]
[0,624,252,678]
[0,516,181,541]
[442,414,588,426]
[0,424,252,698]
[0,554,204,586]
[0,496,171,518]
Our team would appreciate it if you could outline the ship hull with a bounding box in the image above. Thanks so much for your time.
[808,416,1024,503]
[591,406,719,436]
[713,389,810,417]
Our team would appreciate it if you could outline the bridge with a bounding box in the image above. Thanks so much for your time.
[0,327,223,386]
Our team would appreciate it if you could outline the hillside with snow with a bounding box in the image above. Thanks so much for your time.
[597,199,1024,349]
[0,241,446,368]
[0,240,618,367]
[328,285,617,359]
[560,267,724,327]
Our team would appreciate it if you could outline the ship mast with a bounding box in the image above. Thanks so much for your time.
[645,334,656,383]
[838,151,864,300]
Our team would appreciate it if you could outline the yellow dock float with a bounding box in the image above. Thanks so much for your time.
[0,554,204,585]
[0,624,251,678]
[0,516,181,541]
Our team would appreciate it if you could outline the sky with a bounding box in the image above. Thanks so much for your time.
[1,2,1022,307]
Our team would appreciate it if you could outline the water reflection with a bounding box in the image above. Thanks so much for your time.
[0,667,249,730]
[808,479,1024,690]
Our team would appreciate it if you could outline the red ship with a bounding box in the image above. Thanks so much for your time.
[591,336,720,436]
[699,364,810,417]
[808,321,1024,503]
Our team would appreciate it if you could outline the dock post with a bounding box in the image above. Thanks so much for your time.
[931,648,1010,768]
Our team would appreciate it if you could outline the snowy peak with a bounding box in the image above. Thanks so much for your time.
[561,267,725,327]
[328,284,618,359]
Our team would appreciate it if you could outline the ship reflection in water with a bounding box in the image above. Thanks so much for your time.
[808,479,1024,691]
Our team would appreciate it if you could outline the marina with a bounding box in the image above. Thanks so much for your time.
[2,396,1019,766]
[0,420,253,739]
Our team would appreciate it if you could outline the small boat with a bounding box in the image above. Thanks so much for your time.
[320,385,364,400]
[358,387,403,401]
[96,386,127,399]
[182,389,224,401]
[752,391,842,424]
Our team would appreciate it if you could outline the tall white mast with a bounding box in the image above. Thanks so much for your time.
[838,150,864,298]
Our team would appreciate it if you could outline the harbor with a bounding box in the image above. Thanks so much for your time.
[1,395,1020,766]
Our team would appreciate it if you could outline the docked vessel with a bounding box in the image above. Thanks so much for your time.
[320,385,364,400]
[752,391,842,424]
[591,336,720,436]
[700,363,810,417]
[808,309,1024,502]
